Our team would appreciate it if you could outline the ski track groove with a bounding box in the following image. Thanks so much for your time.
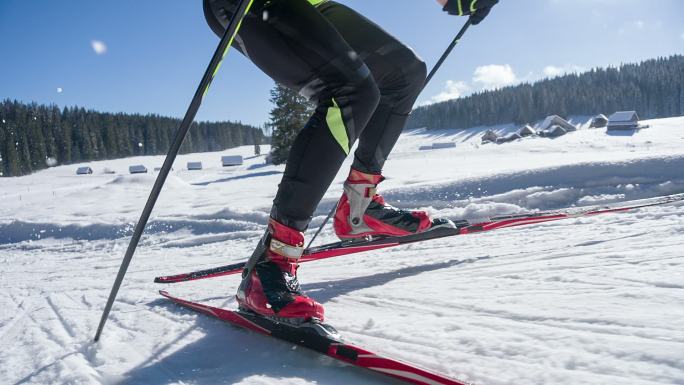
[10,352,82,385]
[17,309,73,384]
[343,293,684,345]
[444,241,678,278]
[45,295,78,340]
[341,324,679,385]
[108,315,192,385]
[0,299,33,342]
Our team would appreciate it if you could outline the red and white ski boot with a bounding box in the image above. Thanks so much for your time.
[334,169,454,239]
[237,219,324,322]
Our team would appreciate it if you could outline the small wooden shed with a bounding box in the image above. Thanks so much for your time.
[607,111,640,130]
[129,165,148,174]
[495,132,522,144]
[589,114,609,128]
[540,125,567,138]
[222,155,244,166]
[481,130,499,144]
[76,166,93,175]
[539,115,577,132]
[187,161,203,171]
[518,125,536,137]
[431,142,457,149]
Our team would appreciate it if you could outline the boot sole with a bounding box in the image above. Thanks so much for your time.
[336,218,457,240]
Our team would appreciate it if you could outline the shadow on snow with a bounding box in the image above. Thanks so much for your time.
[119,257,489,384]
[192,170,282,187]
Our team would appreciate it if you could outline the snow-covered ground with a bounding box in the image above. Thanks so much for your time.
[1,117,684,385]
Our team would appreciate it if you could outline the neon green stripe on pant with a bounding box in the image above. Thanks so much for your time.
[326,98,350,155]
[203,0,256,99]
[308,0,329,6]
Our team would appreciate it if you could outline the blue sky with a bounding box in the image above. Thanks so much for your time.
[1,0,682,127]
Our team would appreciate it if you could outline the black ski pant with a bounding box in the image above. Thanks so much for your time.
[204,0,427,230]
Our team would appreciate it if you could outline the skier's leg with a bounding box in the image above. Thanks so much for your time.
[203,0,380,321]
[231,1,381,231]
[316,2,453,238]
[318,1,427,174]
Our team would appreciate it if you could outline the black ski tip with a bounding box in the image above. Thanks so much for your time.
[431,218,457,229]
[335,345,359,361]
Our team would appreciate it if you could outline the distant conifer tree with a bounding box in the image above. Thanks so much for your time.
[267,83,313,165]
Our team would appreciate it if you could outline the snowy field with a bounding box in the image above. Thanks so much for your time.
[1,117,684,385]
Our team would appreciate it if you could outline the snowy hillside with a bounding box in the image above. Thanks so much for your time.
[1,117,684,385]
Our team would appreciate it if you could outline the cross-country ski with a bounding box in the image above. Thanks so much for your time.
[160,290,472,385]
[154,193,684,284]
[3,1,684,384]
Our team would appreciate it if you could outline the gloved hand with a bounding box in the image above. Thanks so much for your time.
[443,0,499,25]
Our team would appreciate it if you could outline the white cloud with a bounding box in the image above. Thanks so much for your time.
[681,33,684,40]
[543,66,565,78]
[473,64,518,90]
[430,80,471,103]
[634,20,645,29]
[56,87,63,93]
[424,64,518,105]
[543,64,586,78]
[422,63,589,106]
[91,40,107,55]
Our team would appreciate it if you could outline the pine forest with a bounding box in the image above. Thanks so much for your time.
[0,101,266,177]
[409,55,684,130]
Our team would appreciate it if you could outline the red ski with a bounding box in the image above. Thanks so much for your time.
[155,193,684,284]
[160,290,472,385]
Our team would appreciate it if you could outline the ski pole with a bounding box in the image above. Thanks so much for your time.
[93,0,255,342]
[424,18,472,87]
[305,202,337,249]
[306,18,473,248]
